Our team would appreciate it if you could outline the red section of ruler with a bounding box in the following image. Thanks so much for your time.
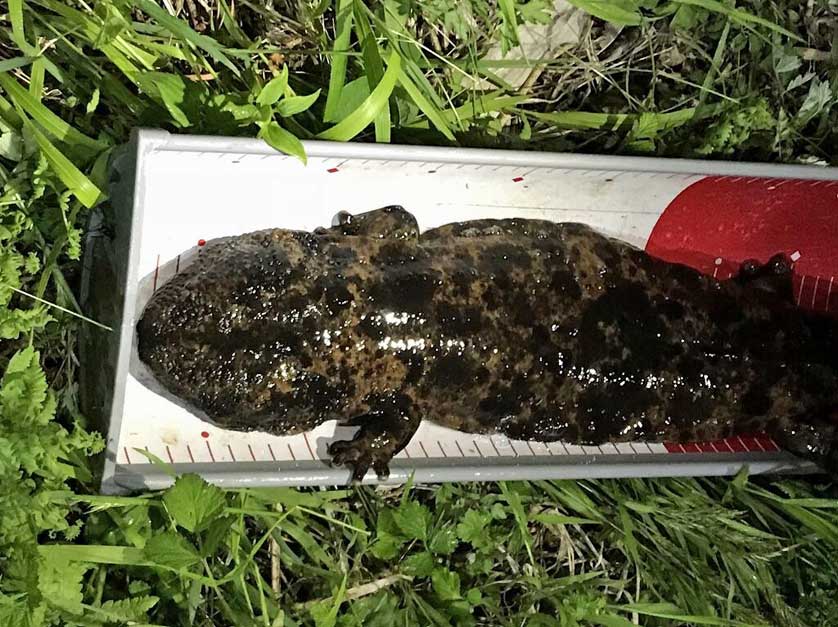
[664,434,780,454]
[647,176,838,313]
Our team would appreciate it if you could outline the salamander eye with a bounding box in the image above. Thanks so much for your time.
[333,211,352,227]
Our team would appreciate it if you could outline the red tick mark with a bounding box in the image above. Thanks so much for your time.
[327,167,339,173]
[512,176,524,182]
[201,431,210,438]
[198,239,207,247]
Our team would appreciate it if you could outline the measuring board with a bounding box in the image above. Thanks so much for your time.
[81,130,838,493]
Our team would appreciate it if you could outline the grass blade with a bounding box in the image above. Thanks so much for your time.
[612,602,762,626]
[133,0,240,75]
[397,67,456,141]
[670,0,801,41]
[9,0,36,55]
[323,0,354,123]
[28,124,104,208]
[39,545,147,566]
[565,0,643,26]
[498,0,520,53]
[317,49,401,142]
[0,56,35,73]
[134,72,191,127]
[0,73,106,154]
[354,0,390,142]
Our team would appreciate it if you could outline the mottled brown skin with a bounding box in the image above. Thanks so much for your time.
[137,206,838,480]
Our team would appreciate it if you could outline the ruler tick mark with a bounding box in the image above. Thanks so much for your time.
[303,433,316,460]
[248,444,256,461]
[454,441,466,457]
[489,437,502,457]
[473,439,485,458]
[811,276,820,308]
[206,441,216,462]
[826,277,834,311]
[227,444,236,461]
[175,254,180,273]
[186,445,195,463]
[419,441,430,458]
[267,443,276,461]
[796,276,806,306]
[287,444,296,461]
[437,441,448,457]
[123,447,132,464]
[166,445,174,464]
[152,254,160,291]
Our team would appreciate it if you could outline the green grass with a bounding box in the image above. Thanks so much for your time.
[0,1,837,625]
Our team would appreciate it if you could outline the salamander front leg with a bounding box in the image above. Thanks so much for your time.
[327,392,420,482]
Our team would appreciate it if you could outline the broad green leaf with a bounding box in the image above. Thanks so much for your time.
[456,510,492,547]
[134,72,190,127]
[317,49,401,141]
[431,568,461,601]
[428,526,458,555]
[162,473,226,534]
[392,501,430,542]
[256,66,289,106]
[323,0,354,122]
[565,0,643,26]
[402,551,434,577]
[370,531,404,559]
[277,89,321,117]
[258,120,306,163]
[143,532,201,570]
[29,124,103,208]
[0,73,105,153]
[134,0,240,75]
